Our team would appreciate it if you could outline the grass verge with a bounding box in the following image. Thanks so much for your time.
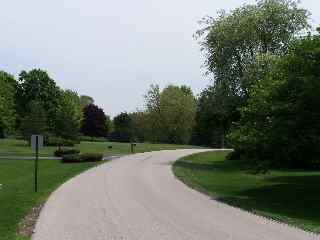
[173,150,320,233]
[0,159,100,240]
[0,139,201,157]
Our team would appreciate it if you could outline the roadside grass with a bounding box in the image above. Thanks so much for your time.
[0,138,201,239]
[0,139,201,157]
[0,158,99,240]
[173,151,320,233]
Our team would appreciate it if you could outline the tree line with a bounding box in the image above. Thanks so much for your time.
[0,69,196,146]
[0,69,109,143]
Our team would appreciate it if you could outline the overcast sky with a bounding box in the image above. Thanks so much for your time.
[1,0,319,116]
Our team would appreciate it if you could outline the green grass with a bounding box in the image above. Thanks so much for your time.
[0,139,200,157]
[0,138,200,239]
[0,158,99,240]
[173,151,320,233]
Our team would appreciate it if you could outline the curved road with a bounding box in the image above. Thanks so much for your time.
[33,149,317,240]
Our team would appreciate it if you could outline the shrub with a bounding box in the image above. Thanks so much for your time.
[54,148,80,157]
[61,154,82,163]
[80,153,103,162]
[79,136,108,142]
[62,153,103,163]
[45,137,76,147]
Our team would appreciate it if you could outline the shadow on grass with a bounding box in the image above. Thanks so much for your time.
[219,175,320,224]
[175,159,320,232]
[174,159,249,172]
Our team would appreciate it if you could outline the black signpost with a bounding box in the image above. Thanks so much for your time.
[31,135,43,193]
[35,136,39,192]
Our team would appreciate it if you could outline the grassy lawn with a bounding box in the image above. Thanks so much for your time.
[0,139,200,157]
[0,138,200,239]
[0,158,99,240]
[173,150,320,233]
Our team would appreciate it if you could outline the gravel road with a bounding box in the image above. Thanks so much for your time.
[33,149,317,240]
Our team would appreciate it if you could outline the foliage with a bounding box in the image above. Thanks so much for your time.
[44,136,76,147]
[61,153,103,163]
[79,136,108,142]
[197,0,310,96]
[19,101,48,140]
[54,90,82,140]
[144,85,197,144]
[80,95,94,109]
[81,104,107,138]
[110,112,133,142]
[229,34,320,168]
[16,69,61,131]
[192,84,241,147]
[54,148,80,157]
[0,71,17,137]
[80,153,103,162]
[160,85,196,144]
[143,84,163,142]
[194,0,310,148]
[130,111,148,142]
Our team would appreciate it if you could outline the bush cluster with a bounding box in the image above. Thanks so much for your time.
[61,153,103,163]
[45,137,77,147]
[54,148,80,157]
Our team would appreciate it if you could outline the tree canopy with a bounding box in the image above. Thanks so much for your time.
[81,104,107,138]
[228,33,320,168]
[197,0,310,96]
[0,71,17,137]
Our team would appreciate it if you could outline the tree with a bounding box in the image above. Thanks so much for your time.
[192,84,241,147]
[16,69,60,131]
[54,90,82,140]
[110,112,133,142]
[130,111,147,142]
[228,33,320,168]
[144,84,163,142]
[197,0,310,96]
[20,101,48,140]
[193,0,310,147]
[144,85,196,144]
[80,95,94,109]
[0,71,17,137]
[160,85,196,144]
[81,104,107,138]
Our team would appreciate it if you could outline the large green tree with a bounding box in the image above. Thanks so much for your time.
[20,101,48,140]
[194,0,310,147]
[16,69,60,131]
[144,85,196,144]
[111,112,133,142]
[192,84,241,147]
[198,0,310,96]
[229,33,320,168]
[54,90,82,140]
[0,71,17,137]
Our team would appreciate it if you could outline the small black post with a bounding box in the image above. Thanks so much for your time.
[35,136,39,193]
[131,143,134,154]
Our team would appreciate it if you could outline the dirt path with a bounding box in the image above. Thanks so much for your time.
[33,149,317,240]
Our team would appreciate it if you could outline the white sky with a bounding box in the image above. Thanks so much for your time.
[1,0,319,116]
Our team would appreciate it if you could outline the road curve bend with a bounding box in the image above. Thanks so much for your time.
[33,149,317,240]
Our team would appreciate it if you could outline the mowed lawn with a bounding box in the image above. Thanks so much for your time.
[173,151,320,233]
[0,138,200,240]
[0,139,200,157]
[0,159,99,240]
